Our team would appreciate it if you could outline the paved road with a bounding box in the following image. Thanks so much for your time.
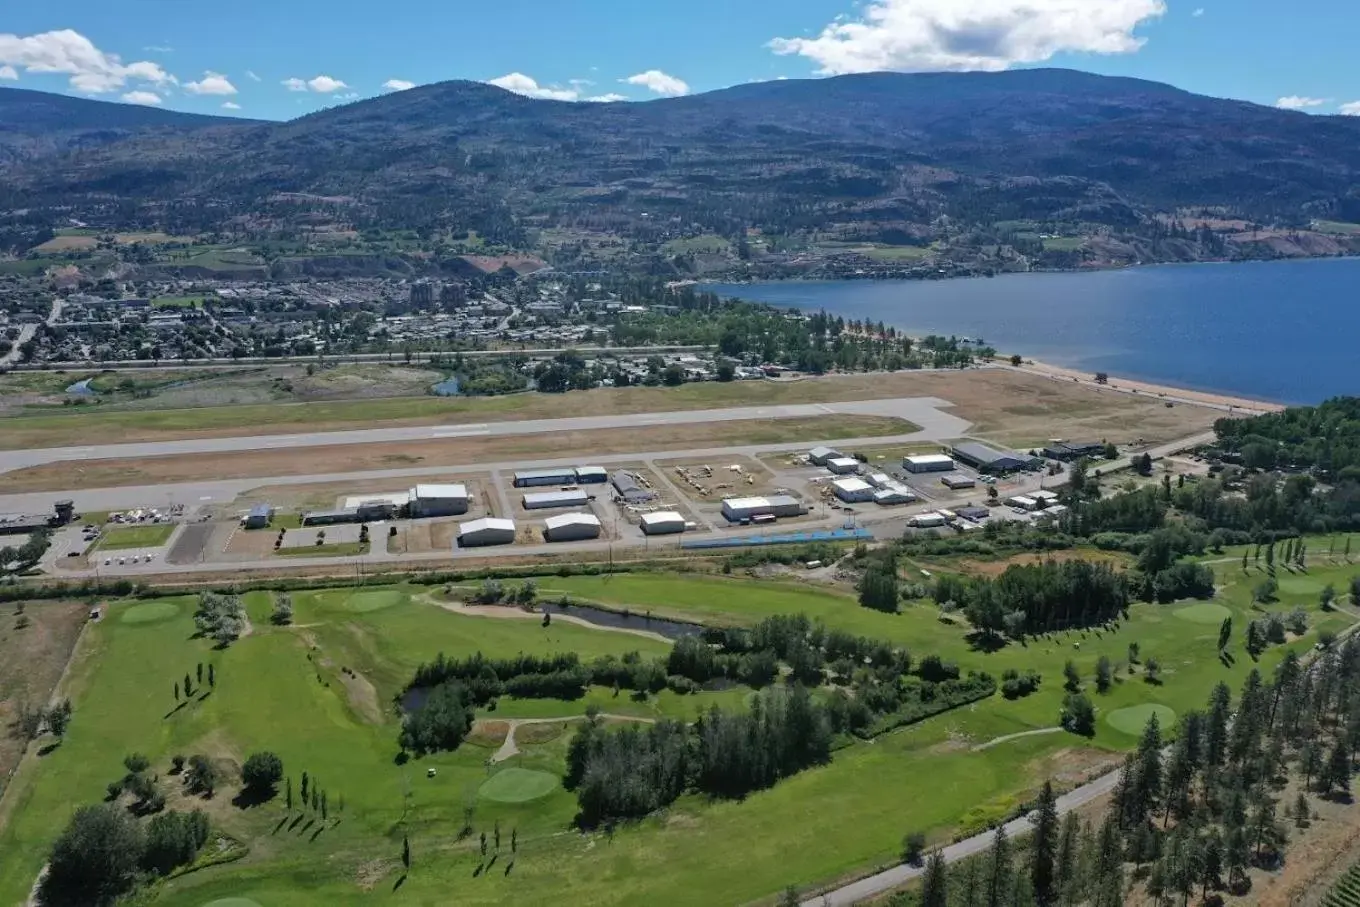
[0,395,969,474]
[803,769,1122,906]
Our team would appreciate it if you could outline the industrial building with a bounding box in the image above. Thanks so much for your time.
[458,517,517,547]
[611,471,656,504]
[808,446,844,466]
[543,512,603,543]
[522,489,590,510]
[408,484,472,517]
[951,442,1041,475]
[1031,490,1061,506]
[244,503,273,530]
[640,511,686,535]
[825,457,861,475]
[955,506,991,521]
[941,475,977,490]
[1008,495,1042,511]
[903,454,955,473]
[909,512,949,528]
[832,477,875,503]
[513,466,608,487]
[721,495,806,523]
[866,473,893,488]
[1042,440,1106,461]
[0,513,51,536]
[872,484,917,505]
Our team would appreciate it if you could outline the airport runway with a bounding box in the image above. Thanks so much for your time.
[0,396,968,475]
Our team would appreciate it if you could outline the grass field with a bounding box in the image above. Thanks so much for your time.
[274,542,369,558]
[862,245,933,262]
[3,543,1348,906]
[96,523,176,550]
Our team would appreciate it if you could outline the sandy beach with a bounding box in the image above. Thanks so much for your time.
[1009,359,1284,416]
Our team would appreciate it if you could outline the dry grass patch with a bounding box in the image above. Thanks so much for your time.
[0,416,911,492]
[0,601,87,798]
[466,721,510,748]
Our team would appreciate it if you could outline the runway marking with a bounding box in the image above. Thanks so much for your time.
[431,425,491,438]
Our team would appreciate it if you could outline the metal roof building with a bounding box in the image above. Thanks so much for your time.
[721,495,806,522]
[1042,441,1106,461]
[903,453,956,473]
[872,484,917,505]
[244,503,273,529]
[951,442,1040,474]
[409,483,472,517]
[513,468,579,488]
[458,517,517,547]
[543,512,602,542]
[575,466,609,484]
[522,489,590,510]
[611,471,656,504]
[826,456,861,475]
[832,477,875,503]
[808,446,844,466]
[941,475,977,490]
[640,511,686,535]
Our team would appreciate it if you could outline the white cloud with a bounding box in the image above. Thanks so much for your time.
[307,75,347,93]
[1275,95,1327,110]
[184,71,237,96]
[1192,7,1205,15]
[0,65,16,80]
[383,78,415,91]
[284,74,348,93]
[121,90,163,106]
[143,45,173,53]
[623,69,690,96]
[245,69,261,82]
[0,29,176,93]
[586,93,629,103]
[221,101,241,110]
[488,72,580,101]
[769,0,1166,74]
[1338,101,1360,116]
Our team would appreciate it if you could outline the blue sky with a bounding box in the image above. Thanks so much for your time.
[2,0,1358,119]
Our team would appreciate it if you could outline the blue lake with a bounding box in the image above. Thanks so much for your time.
[706,257,1360,405]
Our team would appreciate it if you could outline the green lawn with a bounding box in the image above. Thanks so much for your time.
[1,551,1353,907]
[1042,237,1084,252]
[1312,219,1360,235]
[96,523,176,550]
[863,245,932,262]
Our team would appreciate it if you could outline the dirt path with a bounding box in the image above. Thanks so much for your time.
[492,714,654,763]
[424,595,672,643]
[971,727,1063,751]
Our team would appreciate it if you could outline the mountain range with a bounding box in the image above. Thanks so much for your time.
[4,70,1360,239]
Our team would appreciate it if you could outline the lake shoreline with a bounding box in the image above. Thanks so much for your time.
[1000,361,1283,417]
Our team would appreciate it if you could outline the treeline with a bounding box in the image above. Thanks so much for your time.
[564,686,832,827]
[1213,396,1360,480]
[891,638,1360,907]
[932,560,1129,638]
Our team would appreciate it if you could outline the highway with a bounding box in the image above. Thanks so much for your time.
[0,395,969,475]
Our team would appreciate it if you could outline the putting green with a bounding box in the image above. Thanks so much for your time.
[344,590,404,612]
[1107,703,1176,736]
[119,601,179,625]
[201,900,264,907]
[1172,603,1233,625]
[478,768,559,804]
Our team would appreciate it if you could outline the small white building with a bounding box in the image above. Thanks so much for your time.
[826,457,861,475]
[866,473,893,488]
[909,512,949,528]
[458,517,516,547]
[1030,489,1060,504]
[832,477,875,503]
[721,495,806,522]
[1008,495,1042,511]
[640,511,686,535]
[873,484,917,505]
[523,489,590,510]
[904,454,955,473]
[409,483,472,518]
[543,512,602,542]
[941,475,977,490]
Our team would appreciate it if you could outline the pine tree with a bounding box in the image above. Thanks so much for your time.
[1063,661,1081,694]
[1217,617,1233,652]
[986,826,1012,907]
[183,672,192,697]
[197,662,203,685]
[1225,825,1250,889]
[511,827,517,853]
[961,853,983,907]
[300,771,309,804]
[1030,781,1059,905]
[1325,740,1351,797]
[1133,714,1164,825]
[402,834,410,868]
[321,791,328,820]
[1242,551,1249,572]
[920,851,949,907]
[1265,541,1275,574]
[1055,813,1080,906]
[285,776,293,811]
[173,681,179,701]
[208,664,215,688]
[311,786,319,812]
[494,819,501,852]
[1294,791,1311,828]
[1200,828,1224,897]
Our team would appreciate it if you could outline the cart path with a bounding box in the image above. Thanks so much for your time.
[970,726,1063,751]
[489,714,655,763]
